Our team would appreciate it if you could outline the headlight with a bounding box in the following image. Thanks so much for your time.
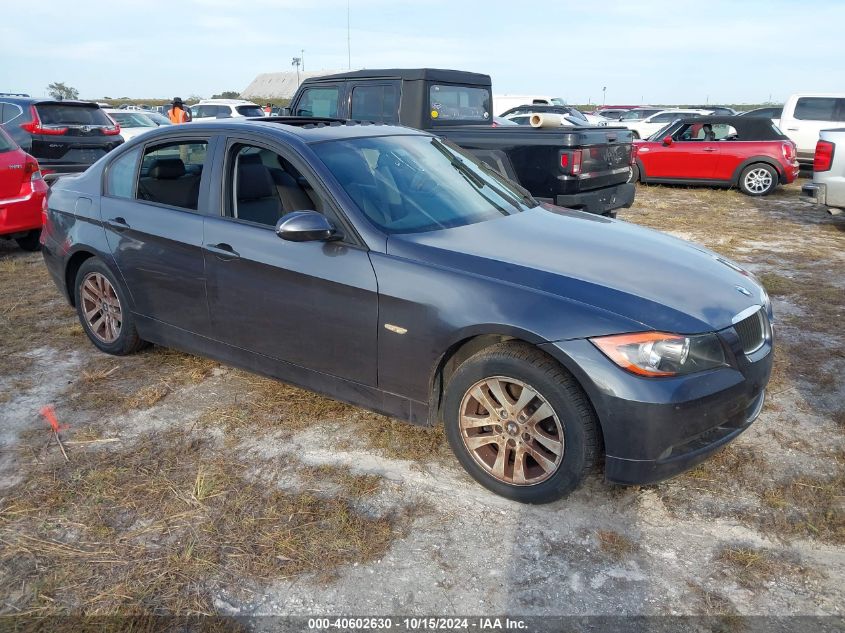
[590,331,727,377]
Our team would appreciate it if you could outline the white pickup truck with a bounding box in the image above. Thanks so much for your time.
[800,128,845,214]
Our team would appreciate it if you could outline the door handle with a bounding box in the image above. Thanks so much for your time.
[786,128,798,131]
[702,148,717,152]
[205,242,240,261]
[106,217,129,231]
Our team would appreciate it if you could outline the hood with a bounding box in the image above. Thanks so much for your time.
[388,206,767,334]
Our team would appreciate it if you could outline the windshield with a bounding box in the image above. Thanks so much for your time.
[429,84,491,122]
[111,112,157,128]
[647,121,680,141]
[36,104,112,125]
[236,105,265,117]
[313,135,535,234]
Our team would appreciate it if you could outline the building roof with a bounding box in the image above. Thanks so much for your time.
[241,70,345,100]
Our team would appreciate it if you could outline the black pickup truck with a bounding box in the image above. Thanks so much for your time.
[286,68,635,216]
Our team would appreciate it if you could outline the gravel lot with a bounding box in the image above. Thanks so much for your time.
[1,179,843,621]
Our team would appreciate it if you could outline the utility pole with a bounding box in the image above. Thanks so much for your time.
[301,49,305,72]
[602,86,606,106]
[347,0,351,70]
[292,56,302,87]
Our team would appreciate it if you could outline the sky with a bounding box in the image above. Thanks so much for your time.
[2,0,844,105]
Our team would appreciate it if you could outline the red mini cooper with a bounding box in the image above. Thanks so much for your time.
[631,116,799,196]
[0,126,48,250]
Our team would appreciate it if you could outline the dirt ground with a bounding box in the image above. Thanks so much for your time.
[1,180,843,620]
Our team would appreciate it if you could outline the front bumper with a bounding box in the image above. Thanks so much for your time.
[555,182,636,216]
[541,331,773,485]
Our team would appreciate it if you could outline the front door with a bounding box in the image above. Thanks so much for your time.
[646,122,721,179]
[101,137,214,335]
[202,138,378,385]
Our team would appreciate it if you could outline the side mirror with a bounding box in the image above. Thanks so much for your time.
[662,136,674,146]
[275,211,340,242]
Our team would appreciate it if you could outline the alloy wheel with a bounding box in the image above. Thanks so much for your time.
[743,167,773,194]
[80,272,123,344]
[458,376,564,486]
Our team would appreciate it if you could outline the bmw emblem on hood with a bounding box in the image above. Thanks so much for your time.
[735,285,752,297]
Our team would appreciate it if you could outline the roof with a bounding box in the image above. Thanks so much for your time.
[197,99,259,105]
[676,115,787,139]
[0,96,100,107]
[138,118,429,144]
[302,68,491,86]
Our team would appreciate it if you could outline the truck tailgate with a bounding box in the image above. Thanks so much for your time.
[436,125,633,199]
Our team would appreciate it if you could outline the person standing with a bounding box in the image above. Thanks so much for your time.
[168,97,189,124]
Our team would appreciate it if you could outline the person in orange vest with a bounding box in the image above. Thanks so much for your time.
[167,97,189,124]
[263,103,272,116]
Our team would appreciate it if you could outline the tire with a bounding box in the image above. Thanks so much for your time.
[74,257,146,355]
[628,163,640,184]
[738,163,777,196]
[443,341,599,504]
[15,229,41,252]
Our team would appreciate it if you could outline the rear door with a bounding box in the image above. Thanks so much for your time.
[30,102,122,171]
[101,135,217,335]
[349,81,400,123]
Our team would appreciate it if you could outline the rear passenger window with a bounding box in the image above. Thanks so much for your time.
[351,85,399,123]
[226,143,325,227]
[137,141,207,210]
[794,97,837,121]
[106,147,141,198]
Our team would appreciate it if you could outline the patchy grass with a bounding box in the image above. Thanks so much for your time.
[356,415,450,463]
[62,347,218,415]
[195,371,356,435]
[596,529,638,559]
[0,428,403,615]
[716,546,808,590]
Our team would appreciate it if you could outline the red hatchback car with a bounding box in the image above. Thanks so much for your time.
[631,116,799,196]
[0,126,48,250]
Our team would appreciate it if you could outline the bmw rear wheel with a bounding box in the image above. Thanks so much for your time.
[75,258,146,355]
[443,342,599,503]
[739,163,777,196]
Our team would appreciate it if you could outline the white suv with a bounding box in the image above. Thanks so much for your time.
[624,109,712,139]
[189,99,265,122]
[779,93,845,165]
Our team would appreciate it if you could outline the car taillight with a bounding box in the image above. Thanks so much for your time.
[102,116,121,135]
[20,105,68,135]
[560,150,582,175]
[814,140,835,172]
[571,149,582,176]
[41,196,49,226]
[781,141,796,162]
[24,158,42,181]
